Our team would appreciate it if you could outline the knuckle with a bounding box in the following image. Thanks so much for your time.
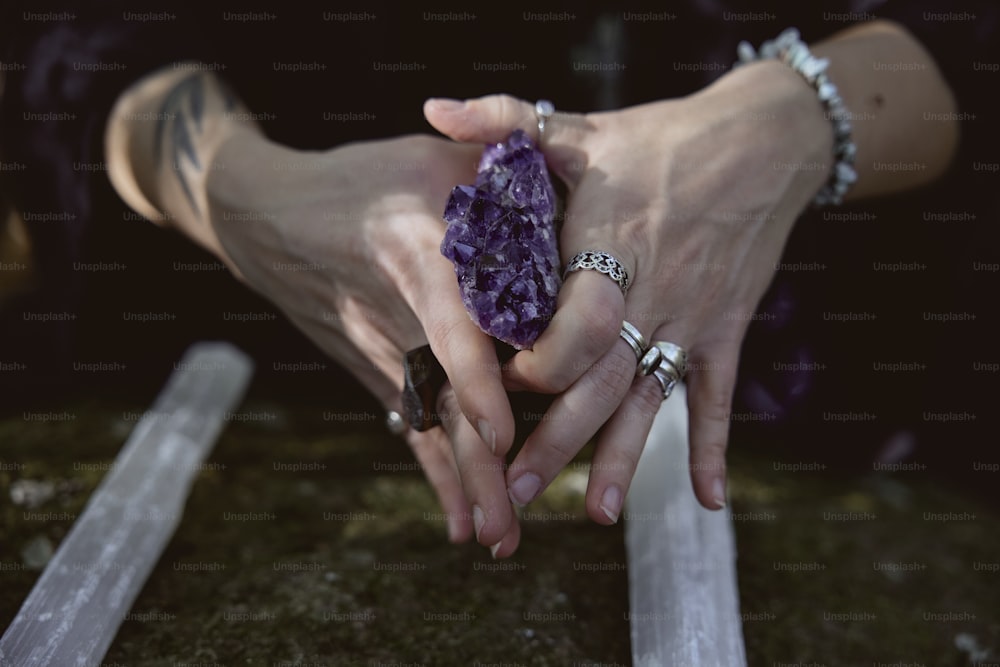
[696,438,729,462]
[543,436,581,464]
[495,94,531,132]
[700,387,734,425]
[587,356,634,411]
[424,317,462,358]
[599,443,643,480]
[435,387,461,424]
[582,309,621,351]
[571,303,623,358]
[530,372,573,395]
[629,378,665,422]
[616,447,642,478]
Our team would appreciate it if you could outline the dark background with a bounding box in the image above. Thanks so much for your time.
[1,0,998,494]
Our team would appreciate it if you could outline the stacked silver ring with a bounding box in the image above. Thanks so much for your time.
[619,321,648,363]
[619,322,689,401]
[650,341,687,400]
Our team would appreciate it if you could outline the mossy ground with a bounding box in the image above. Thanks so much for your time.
[1,399,997,666]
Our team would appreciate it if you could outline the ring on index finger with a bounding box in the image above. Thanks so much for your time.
[535,99,555,138]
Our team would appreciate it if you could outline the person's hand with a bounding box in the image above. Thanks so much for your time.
[206,130,526,556]
[106,67,522,555]
[424,60,834,519]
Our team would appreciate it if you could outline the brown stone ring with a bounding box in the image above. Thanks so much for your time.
[401,345,447,432]
[401,341,517,432]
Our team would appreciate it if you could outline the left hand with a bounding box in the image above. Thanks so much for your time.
[424,60,833,520]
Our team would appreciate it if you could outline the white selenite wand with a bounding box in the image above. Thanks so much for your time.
[625,384,748,667]
[0,342,253,667]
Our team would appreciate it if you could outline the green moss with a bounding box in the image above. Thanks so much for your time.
[0,400,628,665]
[3,401,996,665]
[729,448,1000,665]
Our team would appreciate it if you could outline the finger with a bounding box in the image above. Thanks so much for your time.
[405,427,473,543]
[388,215,515,458]
[504,270,624,394]
[506,342,636,507]
[488,508,522,559]
[423,94,590,183]
[438,384,519,554]
[504,171,639,394]
[584,370,664,525]
[685,341,741,510]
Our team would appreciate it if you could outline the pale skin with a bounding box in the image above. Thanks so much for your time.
[107,19,957,557]
[424,19,958,527]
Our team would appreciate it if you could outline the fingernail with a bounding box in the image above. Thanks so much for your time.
[477,418,496,455]
[472,504,486,542]
[508,473,542,506]
[712,478,727,509]
[599,484,622,524]
[427,98,465,112]
[490,540,502,559]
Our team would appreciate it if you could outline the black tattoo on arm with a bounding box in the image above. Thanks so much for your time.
[153,72,238,215]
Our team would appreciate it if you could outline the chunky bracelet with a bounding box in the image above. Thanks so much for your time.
[735,28,857,207]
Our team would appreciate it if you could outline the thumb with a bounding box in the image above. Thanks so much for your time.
[423,94,591,180]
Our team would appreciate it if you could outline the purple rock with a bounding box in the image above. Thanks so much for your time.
[441,130,561,350]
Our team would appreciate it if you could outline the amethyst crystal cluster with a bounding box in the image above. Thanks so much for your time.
[440,130,561,350]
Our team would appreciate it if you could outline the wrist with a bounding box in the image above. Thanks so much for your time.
[203,129,298,277]
[105,64,260,259]
[697,60,834,205]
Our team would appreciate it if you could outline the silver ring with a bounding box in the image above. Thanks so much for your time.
[649,341,688,401]
[655,341,688,377]
[618,321,647,364]
[385,410,407,436]
[535,99,554,137]
[652,365,683,401]
[565,250,630,295]
[637,346,662,377]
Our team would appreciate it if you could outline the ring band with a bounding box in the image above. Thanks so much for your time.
[565,250,630,295]
[649,341,688,401]
[535,99,555,137]
[619,321,648,364]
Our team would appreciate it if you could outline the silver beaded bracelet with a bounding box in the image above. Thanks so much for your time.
[735,28,857,206]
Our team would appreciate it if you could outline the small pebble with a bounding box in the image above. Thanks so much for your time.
[21,535,54,570]
[10,479,56,509]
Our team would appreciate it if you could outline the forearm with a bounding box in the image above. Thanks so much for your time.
[812,20,959,200]
[104,63,260,261]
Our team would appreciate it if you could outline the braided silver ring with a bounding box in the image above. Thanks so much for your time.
[535,99,555,137]
[618,321,648,364]
[565,250,630,295]
[649,341,688,401]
